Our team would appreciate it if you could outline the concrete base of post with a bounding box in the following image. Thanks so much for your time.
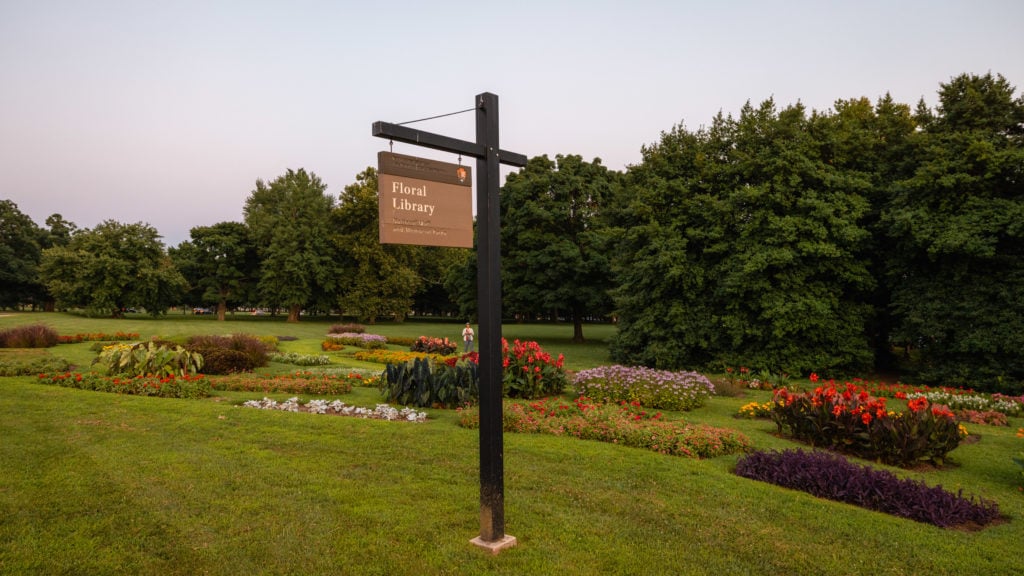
[470,534,518,554]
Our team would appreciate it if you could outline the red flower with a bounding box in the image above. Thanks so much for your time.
[907,397,928,412]
[809,372,819,383]
[861,412,872,425]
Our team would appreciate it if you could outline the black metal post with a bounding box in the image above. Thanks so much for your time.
[475,92,504,542]
[372,93,523,551]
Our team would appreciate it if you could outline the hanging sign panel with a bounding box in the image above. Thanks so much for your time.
[377,151,473,248]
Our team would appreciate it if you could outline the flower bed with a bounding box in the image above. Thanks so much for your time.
[736,401,773,419]
[573,364,714,411]
[58,331,139,344]
[772,381,963,467]
[37,372,212,399]
[735,449,1001,528]
[325,332,387,349]
[242,397,426,422]
[209,371,359,395]
[268,352,332,366]
[354,349,447,365]
[457,396,750,458]
[410,336,457,355]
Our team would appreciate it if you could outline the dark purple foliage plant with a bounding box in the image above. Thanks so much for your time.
[734,449,1001,528]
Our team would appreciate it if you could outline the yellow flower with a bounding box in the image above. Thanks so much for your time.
[958,424,969,438]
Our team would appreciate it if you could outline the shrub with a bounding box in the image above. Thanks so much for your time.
[573,365,715,411]
[380,356,479,408]
[325,332,387,349]
[329,323,365,334]
[186,334,269,374]
[502,339,568,399]
[410,336,457,355]
[735,449,1001,528]
[458,396,751,459]
[0,324,59,348]
[94,342,203,377]
[269,352,332,366]
[772,383,962,467]
[38,372,212,399]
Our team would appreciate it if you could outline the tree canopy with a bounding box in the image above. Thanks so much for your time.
[243,168,338,322]
[39,220,185,316]
[500,154,616,342]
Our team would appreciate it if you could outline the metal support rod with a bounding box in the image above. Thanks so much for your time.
[475,92,504,542]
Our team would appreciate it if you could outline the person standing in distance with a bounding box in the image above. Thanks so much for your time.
[462,322,475,353]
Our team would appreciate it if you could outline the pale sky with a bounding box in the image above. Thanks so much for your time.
[2,0,1022,247]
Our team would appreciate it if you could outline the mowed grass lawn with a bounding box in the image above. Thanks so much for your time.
[1,312,1023,575]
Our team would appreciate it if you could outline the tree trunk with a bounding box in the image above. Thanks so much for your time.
[572,304,585,343]
[217,300,227,322]
[287,304,301,323]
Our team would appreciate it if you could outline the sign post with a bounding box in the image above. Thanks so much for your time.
[373,93,526,553]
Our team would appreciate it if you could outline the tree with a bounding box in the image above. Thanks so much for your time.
[0,200,45,309]
[333,167,421,322]
[39,220,185,316]
[170,222,259,321]
[500,154,617,342]
[243,168,338,322]
[611,100,876,375]
[882,73,1024,391]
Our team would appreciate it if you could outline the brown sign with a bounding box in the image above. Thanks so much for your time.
[377,152,473,248]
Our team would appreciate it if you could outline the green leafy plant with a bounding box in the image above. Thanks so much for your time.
[380,357,478,408]
[93,342,203,377]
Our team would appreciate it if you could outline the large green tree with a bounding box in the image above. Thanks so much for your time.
[500,155,616,342]
[333,167,421,322]
[243,168,338,322]
[883,73,1024,390]
[39,220,185,316]
[170,222,259,320]
[611,100,876,375]
[0,200,46,309]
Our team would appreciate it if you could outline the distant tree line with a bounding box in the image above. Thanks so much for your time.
[1,73,1021,391]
